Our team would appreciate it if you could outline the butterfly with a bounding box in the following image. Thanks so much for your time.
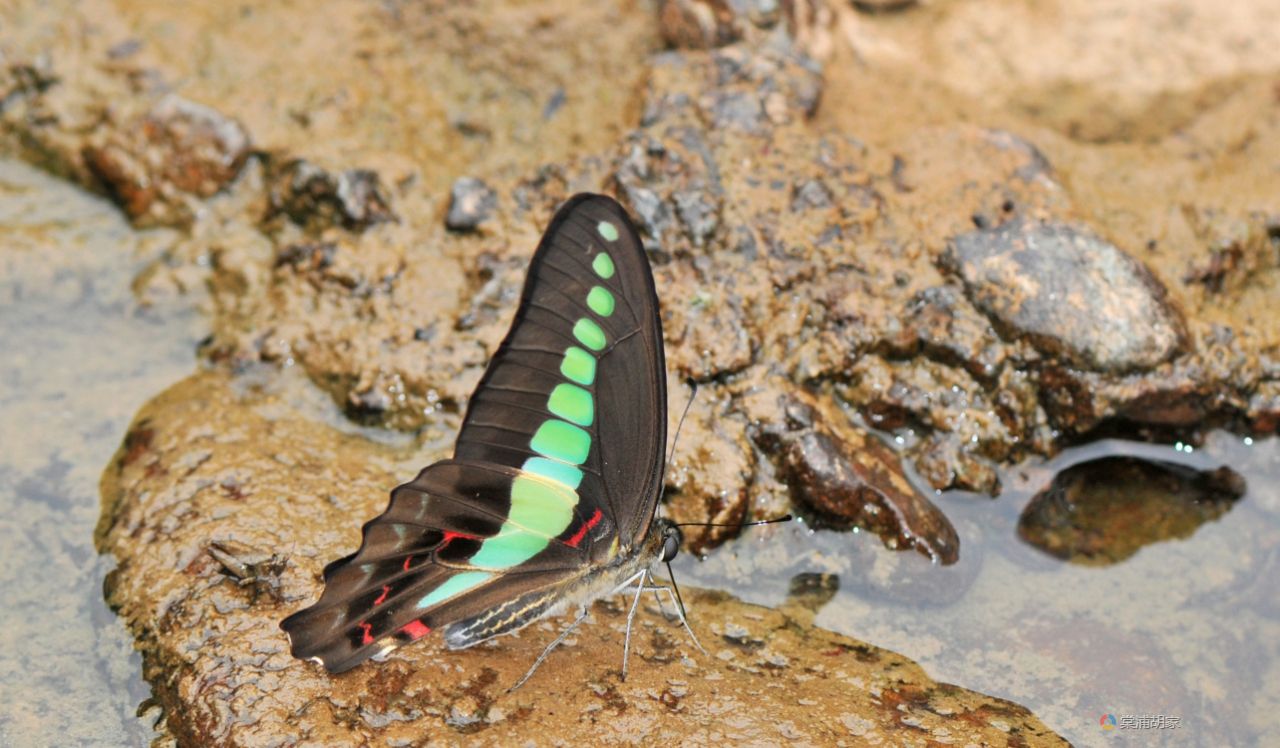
[280,193,702,687]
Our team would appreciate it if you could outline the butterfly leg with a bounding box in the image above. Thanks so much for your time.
[508,605,591,693]
[620,568,650,682]
[647,583,707,656]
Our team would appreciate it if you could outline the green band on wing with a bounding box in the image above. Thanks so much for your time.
[471,474,577,569]
[597,221,619,242]
[468,527,549,569]
[530,419,591,464]
[587,286,615,317]
[547,383,593,426]
[573,318,606,351]
[561,346,596,385]
[417,571,492,609]
[592,253,615,279]
[522,457,584,489]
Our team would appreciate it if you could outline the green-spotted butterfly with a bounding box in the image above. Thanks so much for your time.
[280,193,701,685]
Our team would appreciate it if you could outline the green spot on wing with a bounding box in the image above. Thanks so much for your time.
[573,318,606,351]
[469,475,578,569]
[417,571,492,609]
[587,286,615,317]
[597,221,619,242]
[547,383,593,426]
[522,457,584,489]
[561,346,596,385]
[530,419,591,464]
[592,253,615,279]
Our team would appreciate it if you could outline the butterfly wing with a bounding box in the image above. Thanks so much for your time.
[281,194,667,672]
[453,193,667,550]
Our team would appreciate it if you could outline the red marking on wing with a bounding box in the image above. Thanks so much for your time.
[440,530,476,548]
[403,555,412,571]
[565,508,604,549]
[401,619,431,641]
[373,585,390,606]
[358,621,373,646]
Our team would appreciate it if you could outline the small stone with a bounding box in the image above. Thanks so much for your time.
[270,160,396,232]
[445,177,497,232]
[658,0,740,50]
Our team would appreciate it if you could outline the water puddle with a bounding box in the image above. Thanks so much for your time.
[677,433,1280,746]
[0,159,204,744]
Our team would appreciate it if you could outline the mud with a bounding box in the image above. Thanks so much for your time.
[3,0,1279,744]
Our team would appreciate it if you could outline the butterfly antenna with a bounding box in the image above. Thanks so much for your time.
[672,514,794,529]
[657,379,699,517]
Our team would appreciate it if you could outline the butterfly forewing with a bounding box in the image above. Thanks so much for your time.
[454,194,667,548]
[281,194,668,673]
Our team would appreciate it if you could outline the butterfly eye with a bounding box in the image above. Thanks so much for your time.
[659,528,681,562]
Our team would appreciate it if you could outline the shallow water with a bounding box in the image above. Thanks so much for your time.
[0,160,202,745]
[677,432,1280,747]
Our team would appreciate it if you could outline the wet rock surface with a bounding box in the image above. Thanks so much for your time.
[942,218,1186,373]
[3,0,1279,743]
[753,390,960,563]
[1018,456,1246,565]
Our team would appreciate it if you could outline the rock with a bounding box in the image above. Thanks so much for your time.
[658,0,741,50]
[268,159,396,232]
[753,392,960,564]
[1017,456,1245,565]
[942,218,1186,373]
[96,371,1065,746]
[444,177,497,232]
[83,94,251,227]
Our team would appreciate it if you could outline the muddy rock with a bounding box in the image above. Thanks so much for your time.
[96,371,1064,746]
[1018,456,1246,565]
[267,158,396,232]
[84,95,251,227]
[941,218,1186,373]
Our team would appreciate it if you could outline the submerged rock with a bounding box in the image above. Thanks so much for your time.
[1018,456,1246,565]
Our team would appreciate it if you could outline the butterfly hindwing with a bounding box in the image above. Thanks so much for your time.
[281,194,668,673]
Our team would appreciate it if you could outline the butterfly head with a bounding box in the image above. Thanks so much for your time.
[656,518,683,563]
